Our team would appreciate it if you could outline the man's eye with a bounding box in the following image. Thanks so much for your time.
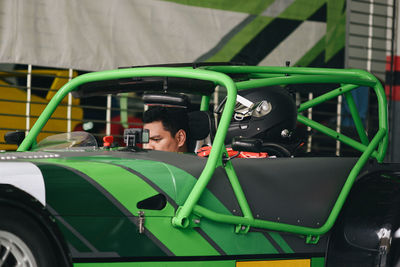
[153,138,161,142]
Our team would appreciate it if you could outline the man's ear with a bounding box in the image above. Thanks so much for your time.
[175,129,186,148]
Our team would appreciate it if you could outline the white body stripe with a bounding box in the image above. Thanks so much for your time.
[0,162,45,206]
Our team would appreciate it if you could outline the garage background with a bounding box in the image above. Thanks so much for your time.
[0,0,398,161]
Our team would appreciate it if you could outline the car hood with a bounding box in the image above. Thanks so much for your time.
[0,150,209,217]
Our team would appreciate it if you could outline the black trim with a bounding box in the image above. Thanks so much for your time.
[73,252,325,263]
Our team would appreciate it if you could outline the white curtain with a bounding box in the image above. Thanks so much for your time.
[0,0,246,71]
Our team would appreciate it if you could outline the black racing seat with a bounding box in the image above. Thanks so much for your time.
[188,111,216,141]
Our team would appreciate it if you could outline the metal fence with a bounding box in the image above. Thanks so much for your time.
[0,64,144,150]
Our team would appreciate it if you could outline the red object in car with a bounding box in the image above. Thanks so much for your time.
[197,146,268,158]
[103,135,114,147]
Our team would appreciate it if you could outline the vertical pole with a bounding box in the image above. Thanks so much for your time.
[67,69,73,133]
[336,95,343,156]
[213,86,220,125]
[200,95,210,111]
[25,64,32,136]
[345,0,350,69]
[366,1,374,73]
[120,94,129,129]
[388,0,397,162]
[307,92,313,153]
[106,94,112,136]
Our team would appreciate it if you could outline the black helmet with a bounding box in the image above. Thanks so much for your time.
[218,86,297,144]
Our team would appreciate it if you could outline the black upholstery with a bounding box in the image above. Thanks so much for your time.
[188,111,216,141]
[122,151,358,228]
[143,92,189,108]
[211,157,357,228]
[186,111,216,152]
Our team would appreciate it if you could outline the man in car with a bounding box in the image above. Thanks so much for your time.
[143,106,189,152]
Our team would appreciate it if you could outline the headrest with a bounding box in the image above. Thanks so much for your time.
[188,111,216,140]
[143,92,189,108]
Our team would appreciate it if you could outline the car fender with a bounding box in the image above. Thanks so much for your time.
[0,162,46,206]
[326,167,400,266]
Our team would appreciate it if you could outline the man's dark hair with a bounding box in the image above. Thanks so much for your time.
[143,106,189,137]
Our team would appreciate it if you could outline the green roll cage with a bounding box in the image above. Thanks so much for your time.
[17,66,388,244]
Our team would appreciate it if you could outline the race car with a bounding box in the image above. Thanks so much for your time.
[0,63,399,267]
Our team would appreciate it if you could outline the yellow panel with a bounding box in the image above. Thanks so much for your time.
[0,71,83,150]
[236,259,310,267]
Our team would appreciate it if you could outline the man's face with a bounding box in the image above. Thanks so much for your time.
[143,121,182,152]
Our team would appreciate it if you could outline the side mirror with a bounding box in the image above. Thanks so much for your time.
[231,137,262,152]
[4,131,26,146]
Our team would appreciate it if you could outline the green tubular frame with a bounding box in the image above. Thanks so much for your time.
[18,66,388,240]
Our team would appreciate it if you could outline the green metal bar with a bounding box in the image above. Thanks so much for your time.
[298,115,379,159]
[230,66,388,159]
[298,84,359,112]
[343,91,369,145]
[236,75,376,92]
[209,66,387,155]
[248,73,286,79]
[18,68,235,152]
[172,78,238,228]
[224,160,253,220]
[321,127,386,231]
[193,204,324,235]
[372,81,388,162]
[200,95,210,111]
[193,129,386,236]
[204,65,376,81]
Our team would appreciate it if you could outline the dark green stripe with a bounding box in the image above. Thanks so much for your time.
[45,160,219,256]
[55,220,92,253]
[92,158,280,255]
[100,161,227,256]
[36,163,168,257]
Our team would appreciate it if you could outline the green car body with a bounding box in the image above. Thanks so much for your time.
[0,64,399,267]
